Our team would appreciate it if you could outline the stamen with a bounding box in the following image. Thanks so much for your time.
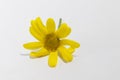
[44,33,60,52]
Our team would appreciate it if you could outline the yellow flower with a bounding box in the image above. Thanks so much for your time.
[23,17,80,67]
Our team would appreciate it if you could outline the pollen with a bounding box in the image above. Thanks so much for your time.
[44,33,60,52]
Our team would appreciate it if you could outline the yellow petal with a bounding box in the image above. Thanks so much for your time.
[48,51,58,67]
[30,48,49,58]
[35,17,45,27]
[23,42,43,50]
[31,20,40,33]
[58,46,73,62]
[67,47,75,54]
[31,20,45,37]
[46,18,56,34]
[35,17,47,34]
[56,23,71,38]
[60,39,80,48]
[29,27,43,41]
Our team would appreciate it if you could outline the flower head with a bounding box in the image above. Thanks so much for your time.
[23,17,80,67]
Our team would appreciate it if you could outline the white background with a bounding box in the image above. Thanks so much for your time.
[0,0,120,80]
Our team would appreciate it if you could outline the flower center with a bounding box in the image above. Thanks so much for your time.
[44,33,60,52]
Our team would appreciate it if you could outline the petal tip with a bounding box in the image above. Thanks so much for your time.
[76,43,80,48]
[48,63,57,68]
[23,43,27,49]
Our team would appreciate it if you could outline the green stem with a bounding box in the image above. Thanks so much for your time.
[58,18,62,28]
